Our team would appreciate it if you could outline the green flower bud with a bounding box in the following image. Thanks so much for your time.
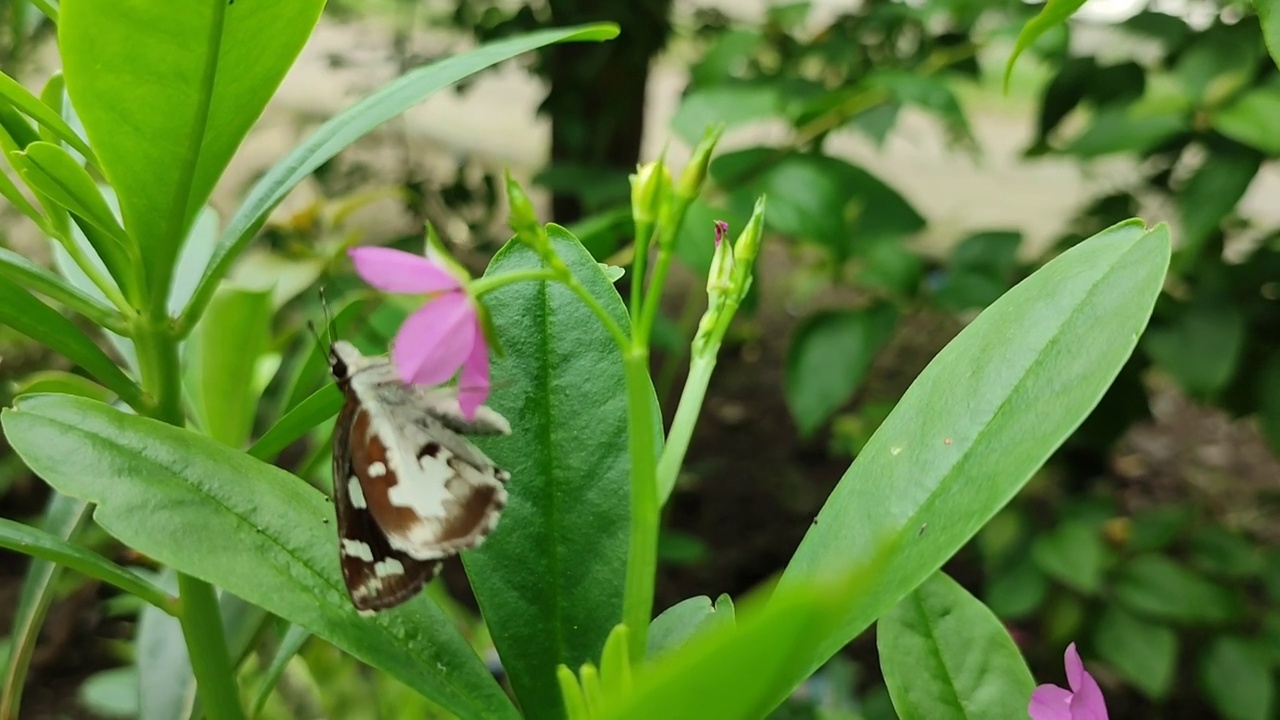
[675,123,724,202]
[504,170,547,251]
[630,158,672,228]
[730,196,766,292]
[706,219,734,295]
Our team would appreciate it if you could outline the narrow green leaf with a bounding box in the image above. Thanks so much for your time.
[184,287,273,446]
[180,23,620,335]
[0,493,90,720]
[0,274,145,410]
[773,220,1170,704]
[1,395,517,719]
[0,69,94,161]
[0,245,124,332]
[0,161,48,230]
[249,624,310,719]
[784,305,898,438]
[1003,0,1089,91]
[13,370,114,403]
[0,515,174,613]
[648,594,736,660]
[878,572,1035,719]
[1201,636,1273,720]
[60,0,327,307]
[248,384,342,462]
[1093,605,1176,699]
[463,228,636,720]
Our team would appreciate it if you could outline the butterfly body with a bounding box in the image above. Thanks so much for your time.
[329,340,510,613]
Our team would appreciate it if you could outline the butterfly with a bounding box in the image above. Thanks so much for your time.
[327,339,511,613]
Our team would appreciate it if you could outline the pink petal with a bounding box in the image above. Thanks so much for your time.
[391,292,476,386]
[1068,671,1109,720]
[1064,644,1085,694]
[456,317,491,421]
[350,247,462,294]
[1028,684,1073,720]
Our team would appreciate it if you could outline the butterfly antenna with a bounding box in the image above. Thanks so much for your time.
[318,286,335,346]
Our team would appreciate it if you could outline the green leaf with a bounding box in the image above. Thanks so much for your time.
[0,515,173,612]
[1258,0,1280,72]
[1190,526,1264,579]
[463,227,638,720]
[1175,22,1262,105]
[0,69,95,161]
[249,384,343,463]
[181,23,620,333]
[0,246,123,331]
[1064,107,1189,158]
[711,149,924,260]
[0,493,90,720]
[670,84,781,144]
[1031,519,1107,595]
[79,667,138,719]
[1176,146,1261,268]
[784,305,898,438]
[1,394,518,719]
[1212,88,1280,154]
[1142,299,1244,397]
[250,624,310,718]
[13,370,114,403]
[1127,504,1192,552]
[0,274,146,410]
[878,572,1035,719]
[1201,636,1273,720]
[184,287,273,446]
[60,0,327,305]
[1003,0,1089,92]
[984,555,1047,619]
[648,594,736,660]
[773,220,1170,702]
[1093,605,1176,699]
[1114,554,1242,625]
[865,71,972,143]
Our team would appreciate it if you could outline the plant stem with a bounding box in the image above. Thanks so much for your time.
[636,198,693,343]
[620,346,659,665]
[468,268,560,298]
[655,352,716,505]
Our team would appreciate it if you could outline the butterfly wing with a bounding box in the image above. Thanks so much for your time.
[333,393,442,613]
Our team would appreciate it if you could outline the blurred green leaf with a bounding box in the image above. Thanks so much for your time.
[0,274,146,410]
[984,554,1048,619]
[1212,88,1280,154]
[79,667,138,719]
[1259,0,1280,72]
[184,287,273,447]
[60,0,326,305]
[1201,636,1273,720]
[648,594,735,660]
[711,149,924,259]
[250,623,310,718]
[1175,22,1261,104]
[879,572,1034,719]
[1127,504,1193,552]
[1,394,518,719]
[785,305,898,438]
[1093,605,1176,699]
[464,228,645,720]
[775,220,1170,706]
[1176,146,1261,268]
[1190,526,1264,579]
[1115,554,1242,625]
[866,71,972,143]
[1143,299,1244,397]
[1064,107,1188,158]
[1031,519,1107,595]
[183,23,621,333]
[853,237,923,298]
[1003,0,1089,91]
[671,84,781,144]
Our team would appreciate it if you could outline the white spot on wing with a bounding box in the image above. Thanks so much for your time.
[386,454,453,517]
[375,558,405,578]
[368,461,387,478]
[341,539,374,561]
[347,476,367,509]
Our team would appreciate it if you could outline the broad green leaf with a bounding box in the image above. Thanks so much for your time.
[774,220,1170,703]
[464,227,639,720]
[878,572,1034,719]
[60,0,326,304]
[1127,504,1193,552]
[1093,605,1176,699]
[0,515,173,612]
[984,555,1047,619]
[1212,88,1280,154]
[1114,554,1242,625]
[1031,519,1107,594]
[1,395,519,719]
[670,84,782,144]
[711,149,924,260]
[184,287,273,446]
[249,384,343,462]
[1175,22,1262,105]
[1003,0,1089,91]
[1142,299,1244,397]
[784,305,898,438]
[1176,147,1260,268]
[0,493,89,720]
[1201,637,1273,720]
[0,70,94,161]
[182,23,620,332]
[1190,526,1264,578]
[1259,0,1280,72]
[648,594,735,660]
[0,274,145,410]
[1064,107,1189,157]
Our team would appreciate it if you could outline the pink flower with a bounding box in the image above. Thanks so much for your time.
[348,247,489,419]
[1028,643,1109,720]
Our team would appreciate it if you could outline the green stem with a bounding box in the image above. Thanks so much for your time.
[468,267,560,298]
[655,352,716,505]
[629,222,652,321]
[53,230,133,314]
[636,197,694,343]
[620,346,659,665]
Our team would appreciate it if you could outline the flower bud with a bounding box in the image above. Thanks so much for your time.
[630,158,671,228]
[504,170,548,252]
[675,123,724,202]
[706,219,735,295]
[730,196,766,291]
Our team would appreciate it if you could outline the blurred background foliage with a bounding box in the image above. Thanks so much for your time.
[2,0,1280,718]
